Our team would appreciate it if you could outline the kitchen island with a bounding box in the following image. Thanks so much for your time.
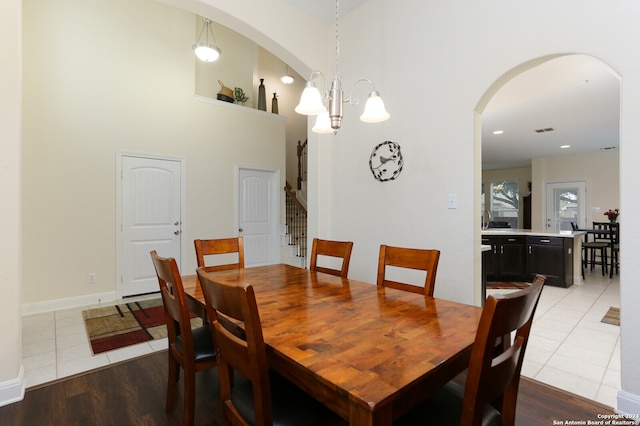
[482,229,584,288]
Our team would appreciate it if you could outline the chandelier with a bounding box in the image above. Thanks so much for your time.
[294,0,390,134]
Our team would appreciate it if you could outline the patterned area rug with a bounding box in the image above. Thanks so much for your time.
[82,298,201,354]
[486,281,530,290]
[601,307,620,326]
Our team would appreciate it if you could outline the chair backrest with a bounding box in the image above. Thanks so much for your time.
[461,275,545,426]
[376,244,441,296]
[592,222,612,242]
[309,238,354,278]
[150,250,194,356]
[609,222,620,245]
[197,267,273,426]
[194,237,244,272]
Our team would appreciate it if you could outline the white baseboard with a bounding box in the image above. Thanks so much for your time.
[21,291,118,316]
[0,366,24,408]
[617,390,640,418]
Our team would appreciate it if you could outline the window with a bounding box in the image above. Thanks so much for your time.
[490,180,519,228]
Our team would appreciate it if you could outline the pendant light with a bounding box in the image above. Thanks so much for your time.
[281,65,295,84]
[193,18,221,62]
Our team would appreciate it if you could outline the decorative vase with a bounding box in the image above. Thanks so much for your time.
[610,218,617,224]
[271,92,279,114]
[257,78,266,111]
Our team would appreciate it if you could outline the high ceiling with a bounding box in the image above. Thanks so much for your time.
[283,3,621,171]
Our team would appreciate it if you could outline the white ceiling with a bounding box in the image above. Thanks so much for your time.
[283,3,621,171]
[482,54,620,170]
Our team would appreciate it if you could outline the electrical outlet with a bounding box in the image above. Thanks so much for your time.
[88,273,96,283]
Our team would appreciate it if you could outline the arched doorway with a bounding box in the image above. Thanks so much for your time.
[475,54,621,406]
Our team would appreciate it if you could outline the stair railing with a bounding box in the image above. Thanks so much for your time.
[284,182,307,258]
[297,139,308,191]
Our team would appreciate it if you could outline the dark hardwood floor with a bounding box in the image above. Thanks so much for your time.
[0,351,614,425]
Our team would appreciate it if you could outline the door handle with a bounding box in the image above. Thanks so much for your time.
[174,230,181,235]
[238,228,243,232]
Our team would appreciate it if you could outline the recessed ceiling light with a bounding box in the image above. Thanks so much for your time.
[560,145,571,149]
[493,130,504,135]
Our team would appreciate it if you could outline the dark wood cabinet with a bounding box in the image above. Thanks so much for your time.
[526,236,573,288]
[482,236,526,281]
[482,233,574,288]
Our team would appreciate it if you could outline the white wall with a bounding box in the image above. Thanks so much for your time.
[21,0,286,306]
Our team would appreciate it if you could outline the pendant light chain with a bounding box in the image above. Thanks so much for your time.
[334,0,340,79]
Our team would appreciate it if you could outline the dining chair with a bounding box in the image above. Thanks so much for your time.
[396,275,546,426]
[194,237,244,272]
[309,237,354,278]
[377,244,441,297]
[196,267,341,426]
[589,222,611,276]
[150,251,217,426]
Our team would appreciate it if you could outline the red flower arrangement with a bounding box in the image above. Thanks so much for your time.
[604,209,619,220]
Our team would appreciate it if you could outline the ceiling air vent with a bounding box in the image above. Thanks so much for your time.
[535,127,555,133]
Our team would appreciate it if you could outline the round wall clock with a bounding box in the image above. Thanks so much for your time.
[369,141,404,182]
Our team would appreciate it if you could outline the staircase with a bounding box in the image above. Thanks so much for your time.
[281,183,307,267]
[280,139,308,268]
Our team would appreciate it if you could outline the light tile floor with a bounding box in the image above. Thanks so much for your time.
[22,271,620,408]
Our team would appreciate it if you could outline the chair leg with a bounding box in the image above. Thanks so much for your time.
[183,367,196,426]
[166,353,179,412]
[610,249,618,278]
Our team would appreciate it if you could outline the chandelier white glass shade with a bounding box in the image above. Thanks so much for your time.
[311,111,334,134]
[294,0,389,134]
[294,78,326,115]
[193,18,221,62]
[360,90,390,123]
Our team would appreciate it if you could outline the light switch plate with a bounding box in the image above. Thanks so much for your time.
[448,194,457,209]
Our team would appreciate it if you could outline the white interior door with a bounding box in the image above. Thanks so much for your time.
[238,167,280,267]
[120,155,183,296]
[545,181,586,232]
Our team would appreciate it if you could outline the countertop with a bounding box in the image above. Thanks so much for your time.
[481,229,584,238]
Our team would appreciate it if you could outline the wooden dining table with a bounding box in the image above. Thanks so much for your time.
[182,264,482,426]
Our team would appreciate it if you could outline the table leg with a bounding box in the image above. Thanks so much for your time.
[349,403,391,426]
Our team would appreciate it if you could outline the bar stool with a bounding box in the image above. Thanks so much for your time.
[587,222,610,276]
